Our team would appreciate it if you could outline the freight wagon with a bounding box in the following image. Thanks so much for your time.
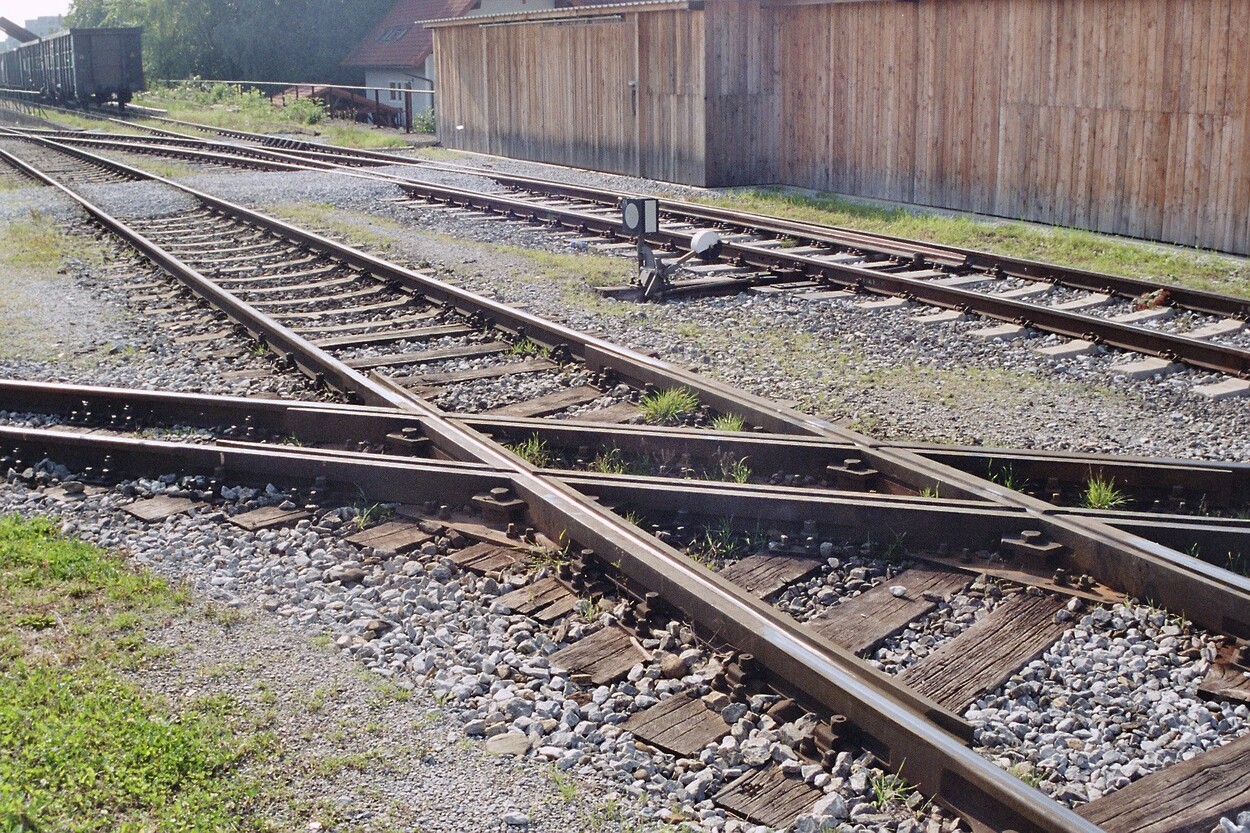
[0,28,143,108]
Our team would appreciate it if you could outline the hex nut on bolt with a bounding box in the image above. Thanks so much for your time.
[472,486,526,525]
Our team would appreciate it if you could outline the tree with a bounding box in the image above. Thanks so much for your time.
[68,0,392,83]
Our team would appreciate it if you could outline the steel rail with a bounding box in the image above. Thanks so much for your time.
[0,379,425,447]
[20,127,368,172]
[12,375,1249,495]
[460,414,1250,504]
[0,135,1114,833]
[41,132,336,172]
[11,407,1238,611]
[2,380,1246,567]
[552,472,1250,584]
[0,424,504,502]
[0,420,1105,833]
[7,377,1249,523]
[384,174,1250,378]
[6,131,1248,641]
[483,177,1250,321]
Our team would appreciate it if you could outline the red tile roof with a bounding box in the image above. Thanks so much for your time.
[342,0,477,69]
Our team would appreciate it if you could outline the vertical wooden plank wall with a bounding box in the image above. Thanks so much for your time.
[768,0,1249,253]
[433,24,487,152]
[433,0,1248,252]
[638,11,708,182]
[433,11,708,184]
[704,0,779,185]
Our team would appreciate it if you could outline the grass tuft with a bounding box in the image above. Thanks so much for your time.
[588,446,632,475]
[1082,475,1130,510]
[547,766,580,802]
[506,338,550,359]
[714,452,752,484]
[869,765,917,809]
[709,413,746,432]
[506,434,556,468]
[986,460,1025,492]
[639,387,701,426]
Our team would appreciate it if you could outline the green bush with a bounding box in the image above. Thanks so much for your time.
[412,108,436,134]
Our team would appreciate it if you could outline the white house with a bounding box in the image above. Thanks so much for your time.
[342,0,573,126]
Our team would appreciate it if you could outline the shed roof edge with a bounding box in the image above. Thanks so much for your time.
[424,0,702,28]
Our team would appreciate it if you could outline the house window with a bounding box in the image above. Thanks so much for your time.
[389,82,400,101]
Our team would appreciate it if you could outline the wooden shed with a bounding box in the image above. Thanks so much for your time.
[429,0,1250,255]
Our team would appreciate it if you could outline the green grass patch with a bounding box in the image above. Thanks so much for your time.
[138,83,409,149]
[486,244,631,289]
[0,210,95,270]
[315,122,409,150]
[124,157,198,180]
[700,188,1250,299]
[0,515,273,832]
[266,202,399,252]
[35,109,143,135]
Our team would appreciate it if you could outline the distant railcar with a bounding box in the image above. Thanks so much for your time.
[0,28,143,107]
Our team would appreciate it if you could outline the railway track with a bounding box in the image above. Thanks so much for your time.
[10,113,1250,394]
[2,128,1250,832]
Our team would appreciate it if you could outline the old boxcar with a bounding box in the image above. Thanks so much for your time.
[1,27,143,106]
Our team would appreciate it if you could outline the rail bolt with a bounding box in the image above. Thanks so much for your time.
[635,591,665,631]
[472,487,526,526]
[1000,529,1064,562]
[812,714,851,764]
[826,457,878,490]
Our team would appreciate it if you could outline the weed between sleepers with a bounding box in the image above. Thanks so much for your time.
[639,387,701,426]
[506,338,550,359]
[1082,474,1130,510]
[709,413,746,432]
[506,434,557,468]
